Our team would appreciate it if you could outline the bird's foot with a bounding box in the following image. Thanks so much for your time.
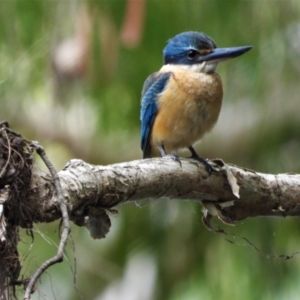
[191,156,215,174]
[162,154,182,167]
[158,144,182,167]
[188,146,215,174]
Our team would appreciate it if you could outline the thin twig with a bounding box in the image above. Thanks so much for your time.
[23,142,70,300]
[0,129,11,178]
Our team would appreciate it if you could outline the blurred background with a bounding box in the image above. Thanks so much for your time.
[1,0,300,299]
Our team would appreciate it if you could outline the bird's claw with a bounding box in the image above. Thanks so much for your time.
[189,155,215,174]
[202,160,216,175]
[187,146,215,174]
[163,154,182,167]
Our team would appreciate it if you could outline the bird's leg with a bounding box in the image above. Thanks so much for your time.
[188,146,214,174]
[158,144,181,166]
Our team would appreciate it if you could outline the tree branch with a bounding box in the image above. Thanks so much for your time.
[27,157,300,228]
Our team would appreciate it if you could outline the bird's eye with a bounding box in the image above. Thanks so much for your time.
[187,50,199,60]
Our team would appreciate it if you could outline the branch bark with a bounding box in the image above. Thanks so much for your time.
[27,157,300,228]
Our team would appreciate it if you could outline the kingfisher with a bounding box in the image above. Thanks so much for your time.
[140,31,252,172]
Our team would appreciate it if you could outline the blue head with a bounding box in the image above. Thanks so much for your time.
[163,31,252,70]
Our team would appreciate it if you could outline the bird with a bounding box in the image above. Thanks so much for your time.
[140,31,252,173]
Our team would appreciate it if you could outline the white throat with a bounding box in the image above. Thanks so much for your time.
[179,61,219,73]
[160,62,219,74]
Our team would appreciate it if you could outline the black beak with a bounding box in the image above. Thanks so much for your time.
[200,46,253,63]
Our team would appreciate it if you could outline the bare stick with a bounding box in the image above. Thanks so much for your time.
[0,127,11,178]
[23,143,70,300]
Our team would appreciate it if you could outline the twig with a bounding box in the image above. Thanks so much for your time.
[23,142,70,300]
[0,128,11,178]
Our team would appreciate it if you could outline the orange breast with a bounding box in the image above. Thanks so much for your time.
[150,67,223,155]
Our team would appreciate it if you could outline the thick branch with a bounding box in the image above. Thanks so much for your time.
[27,158,300,225]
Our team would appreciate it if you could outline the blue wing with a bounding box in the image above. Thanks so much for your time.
[140,72,172,158]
